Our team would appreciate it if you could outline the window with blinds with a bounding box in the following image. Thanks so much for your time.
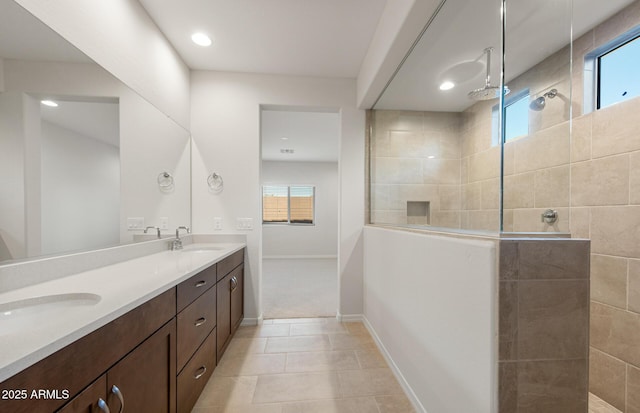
[262,185,314,224]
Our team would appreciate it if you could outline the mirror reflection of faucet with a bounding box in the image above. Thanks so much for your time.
[143,226,161,239]
[172,226,190,250]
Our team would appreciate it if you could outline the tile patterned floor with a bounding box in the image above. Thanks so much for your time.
[192,318,416,413]
[589,393,623,413]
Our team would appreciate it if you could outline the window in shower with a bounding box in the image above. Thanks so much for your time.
[598,33,640,109]
[262,185,315,225]
[492,88,530,144]
[584,27,640,113]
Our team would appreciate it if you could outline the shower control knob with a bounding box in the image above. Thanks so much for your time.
[541,209,558,224]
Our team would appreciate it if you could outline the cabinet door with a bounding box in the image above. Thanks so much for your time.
[216,273,232,361]
[57,375,106,413]
[230,265,244,334]
[107,319,177,413]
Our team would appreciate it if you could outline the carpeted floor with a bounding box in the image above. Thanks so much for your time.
[262,258,338,319]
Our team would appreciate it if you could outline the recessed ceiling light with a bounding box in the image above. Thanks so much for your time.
[41,100,58,107]
[191,32,212,47]
[280,137,288,141]
[427,155,436,159]
[439,81,455,91]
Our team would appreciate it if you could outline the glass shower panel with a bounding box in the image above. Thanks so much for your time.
[370,0,503,232]
[501,0,573,232]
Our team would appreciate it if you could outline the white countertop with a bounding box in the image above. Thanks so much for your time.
[0,242,245,383]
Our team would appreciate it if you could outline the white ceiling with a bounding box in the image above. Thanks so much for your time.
[137,0,387,77]
[375,0,636,111]
[40,100,120,147]
[261,109,339,162]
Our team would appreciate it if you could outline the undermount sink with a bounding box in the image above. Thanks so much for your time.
[0,293,101,334]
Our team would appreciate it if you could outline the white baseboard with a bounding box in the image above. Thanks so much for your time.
[362,316,428,413]
[240,314,262,326]
[336,313,364,322]
[262,255,338,260]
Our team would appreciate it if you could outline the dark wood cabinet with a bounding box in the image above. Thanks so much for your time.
[1,247,245,413]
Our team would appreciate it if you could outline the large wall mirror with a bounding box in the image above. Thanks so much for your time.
[369,0,635,233]
[0,0,191,263]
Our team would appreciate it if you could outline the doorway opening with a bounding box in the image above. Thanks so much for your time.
[259,106,340,319]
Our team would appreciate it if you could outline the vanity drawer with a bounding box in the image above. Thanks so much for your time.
[177,263,217,312]
[177,328,216,413]
[217,249,244,281]
[177,285,217,372]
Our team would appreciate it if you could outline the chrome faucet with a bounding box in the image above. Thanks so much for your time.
[143,226,161,239]
[171,226,190,250]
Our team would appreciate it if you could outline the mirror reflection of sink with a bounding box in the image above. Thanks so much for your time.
[0,293,101,334]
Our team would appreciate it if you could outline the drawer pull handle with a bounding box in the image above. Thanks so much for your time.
[111,385,124,413]
[195,280,207,288]
[194,365,207,379]
[97,398,111,413]
[194,317,207,327]
[230,276,238,292]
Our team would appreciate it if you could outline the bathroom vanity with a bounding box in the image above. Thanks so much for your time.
[0,241,245,413]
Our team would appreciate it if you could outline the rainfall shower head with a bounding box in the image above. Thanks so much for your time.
[468,47,510,101]
[530,88,558,111]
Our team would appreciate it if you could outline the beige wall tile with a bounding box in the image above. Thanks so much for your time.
[591,206,640,258]
[570,207,590,239]
[516,359,588,413]
[591,302,640,367]
[504,172,535,209]
[535,165,570,207]
[253,372,341,403]
[499,281,518,361]
[517,280,589,360]
[503,209,514,232]
[462,182,481,210]
[629,151,640,205]
[423,158,460,184]
[571,155,629,206]
[591,254,627,309]
[589,348,627,412]
[572,114,592,162]
[430,211,461,228]
[388,184,440,211]
[468,146,500,182]
[594,0,640,46]
[504,141,515,176]
[513,207,570,233]
[374,110,423,132]
[461,157,469,184]
[372,158,423,185]
[514,122,570,173]
[518,240,590,280]
[629,260,640,314]
[439,185,461,211]
[628,364,640,413]
[592,96,640,158]
[481,178,500,210]
[466,210,499,232]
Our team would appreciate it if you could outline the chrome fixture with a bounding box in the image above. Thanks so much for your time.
[468,47,510,100]
[143,226,161,239]
[171,226,190,250]
[530,88,558,111]
[541,209,558,224]
[207,172,224,193]
[157,172,174,190]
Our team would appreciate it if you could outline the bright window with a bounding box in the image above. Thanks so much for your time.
[262,185,314,225]
[598,34,640,109]
[492,89,530,145]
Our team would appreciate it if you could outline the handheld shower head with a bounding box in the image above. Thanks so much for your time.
[529,89,558,111]
[468,47,510,101]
